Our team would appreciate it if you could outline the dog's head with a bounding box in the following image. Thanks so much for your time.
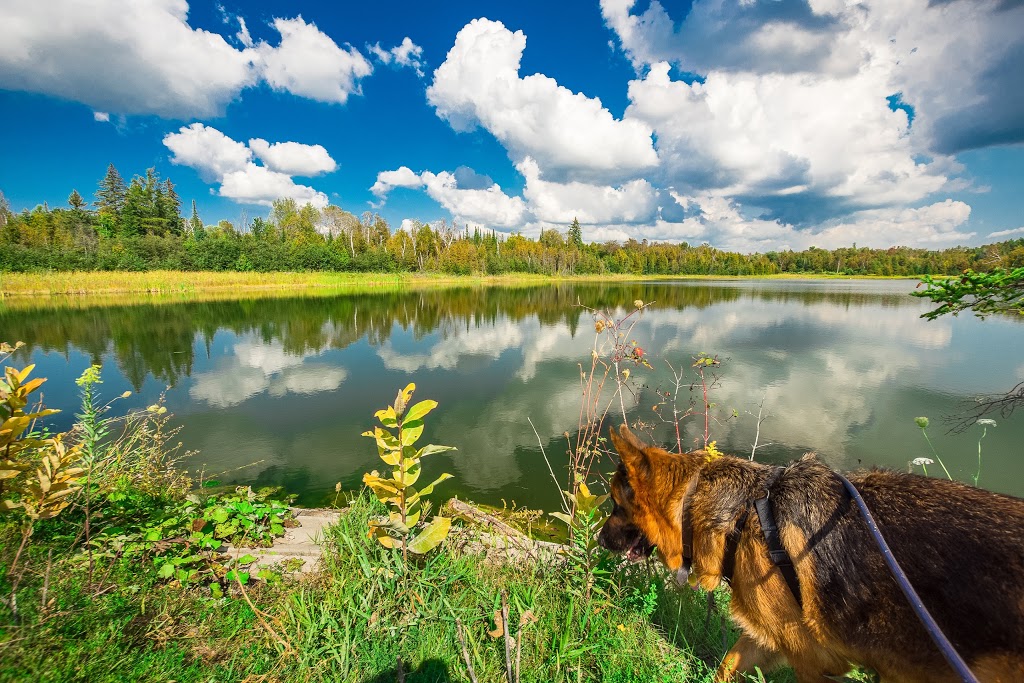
[597,459,655,561]
[598,424,700,572]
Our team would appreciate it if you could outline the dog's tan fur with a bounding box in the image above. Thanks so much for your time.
[598,425,1024,682]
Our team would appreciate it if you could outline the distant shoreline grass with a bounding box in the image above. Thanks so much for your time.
[0,269,923,298]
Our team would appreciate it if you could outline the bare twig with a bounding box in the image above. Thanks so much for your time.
[749,389,773,461]
[501,592,513,683]
[515,622,523,683]
[40,549,53,612]
[528,417,567,512]
[231,534,295,655]
[455,618,479,683]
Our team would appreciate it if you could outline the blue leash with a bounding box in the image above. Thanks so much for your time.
[835,473,980,683]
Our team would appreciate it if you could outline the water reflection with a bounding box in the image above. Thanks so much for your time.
[2,280,1020,506]
[190,337,347,408]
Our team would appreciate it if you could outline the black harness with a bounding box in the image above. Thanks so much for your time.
[681,466,803,607]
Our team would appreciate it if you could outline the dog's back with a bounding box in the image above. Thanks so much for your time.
[777,459,1024,680]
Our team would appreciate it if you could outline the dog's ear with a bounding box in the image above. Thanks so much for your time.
[609,424,650,477]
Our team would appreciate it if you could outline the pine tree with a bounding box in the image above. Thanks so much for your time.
[68,189,87,211]
[189,199,205,239]
[95,163,126,215]
[161,179,183,234]
[568,217,583,249]
[120,178,146,237]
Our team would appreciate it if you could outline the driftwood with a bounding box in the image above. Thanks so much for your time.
[444,498,565,565]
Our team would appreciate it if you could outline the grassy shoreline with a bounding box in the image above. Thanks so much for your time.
[0,269,922,298]
[0,492,740,683]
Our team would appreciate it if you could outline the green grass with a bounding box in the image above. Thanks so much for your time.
[0,493,773,683]
[0,269,921,299]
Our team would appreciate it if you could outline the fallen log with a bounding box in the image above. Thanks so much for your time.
[444,498,566,564]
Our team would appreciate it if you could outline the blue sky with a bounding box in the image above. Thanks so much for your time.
[1,0,1022,252]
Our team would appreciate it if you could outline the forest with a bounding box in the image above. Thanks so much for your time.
[3,163,1023,276]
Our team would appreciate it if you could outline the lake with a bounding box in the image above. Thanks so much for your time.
[2,279,1021,511]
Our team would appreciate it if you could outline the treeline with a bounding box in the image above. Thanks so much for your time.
[3,164,1023,276]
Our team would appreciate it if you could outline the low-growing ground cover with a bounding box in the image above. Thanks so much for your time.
[1,492,755,683]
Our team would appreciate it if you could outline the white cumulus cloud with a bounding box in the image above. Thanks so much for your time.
[370,167,424,198]
[383,10,1005,251]
[420,171,527,229]
[248,138,337,177]
[164,123,253,182]
[0,2,375,117]
[518,157,658,225]
[164,124,332,208]
[219,164,329,209]
[255,16,372,104]
[426,18,658,182]
[368,37,425,77]
[988,227,1024,239]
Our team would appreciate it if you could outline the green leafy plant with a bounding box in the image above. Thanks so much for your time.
[550,481,611,600]
[362,383,456,560]
[914,267,1024,320]
[198,486,294,548]
[1,343,85,617]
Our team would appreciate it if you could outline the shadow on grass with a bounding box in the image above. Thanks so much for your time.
[360,657,453,683]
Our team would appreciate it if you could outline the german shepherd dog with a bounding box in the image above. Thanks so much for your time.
[597,424,1024,682]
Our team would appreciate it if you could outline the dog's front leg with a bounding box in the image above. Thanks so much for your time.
[715,634,783,682]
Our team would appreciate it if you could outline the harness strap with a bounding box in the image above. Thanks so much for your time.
[753,468,802,607]
[681,465,802,608]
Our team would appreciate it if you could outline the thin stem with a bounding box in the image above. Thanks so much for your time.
[398,416,407,563]
[529,417,567,513]
[975,426,987,487]
[918,429,952,480]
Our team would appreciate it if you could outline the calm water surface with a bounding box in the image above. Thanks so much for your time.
[3,280,1022,510]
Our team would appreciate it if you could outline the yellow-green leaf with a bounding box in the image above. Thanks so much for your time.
[1,416,31,440]
[404,400,437,423]
[20,377,46,395]
[375,532,400,549]
[416,444,457,459]
[401,420,424,446]
[549,511,573,527]
[16,364,36,385]
[407,517,451,555]
[363,473,401,496]
[374,406,398,428]
[396,462,421,487]
[408,473,452,506]
[23,408,60,421]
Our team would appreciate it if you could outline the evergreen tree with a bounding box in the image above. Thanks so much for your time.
[95,163,126,215]
[189,199,205,239]
[161,179,183,234]
[68,189,87,212]
[120,178,146,237]
[568,217,583,249]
